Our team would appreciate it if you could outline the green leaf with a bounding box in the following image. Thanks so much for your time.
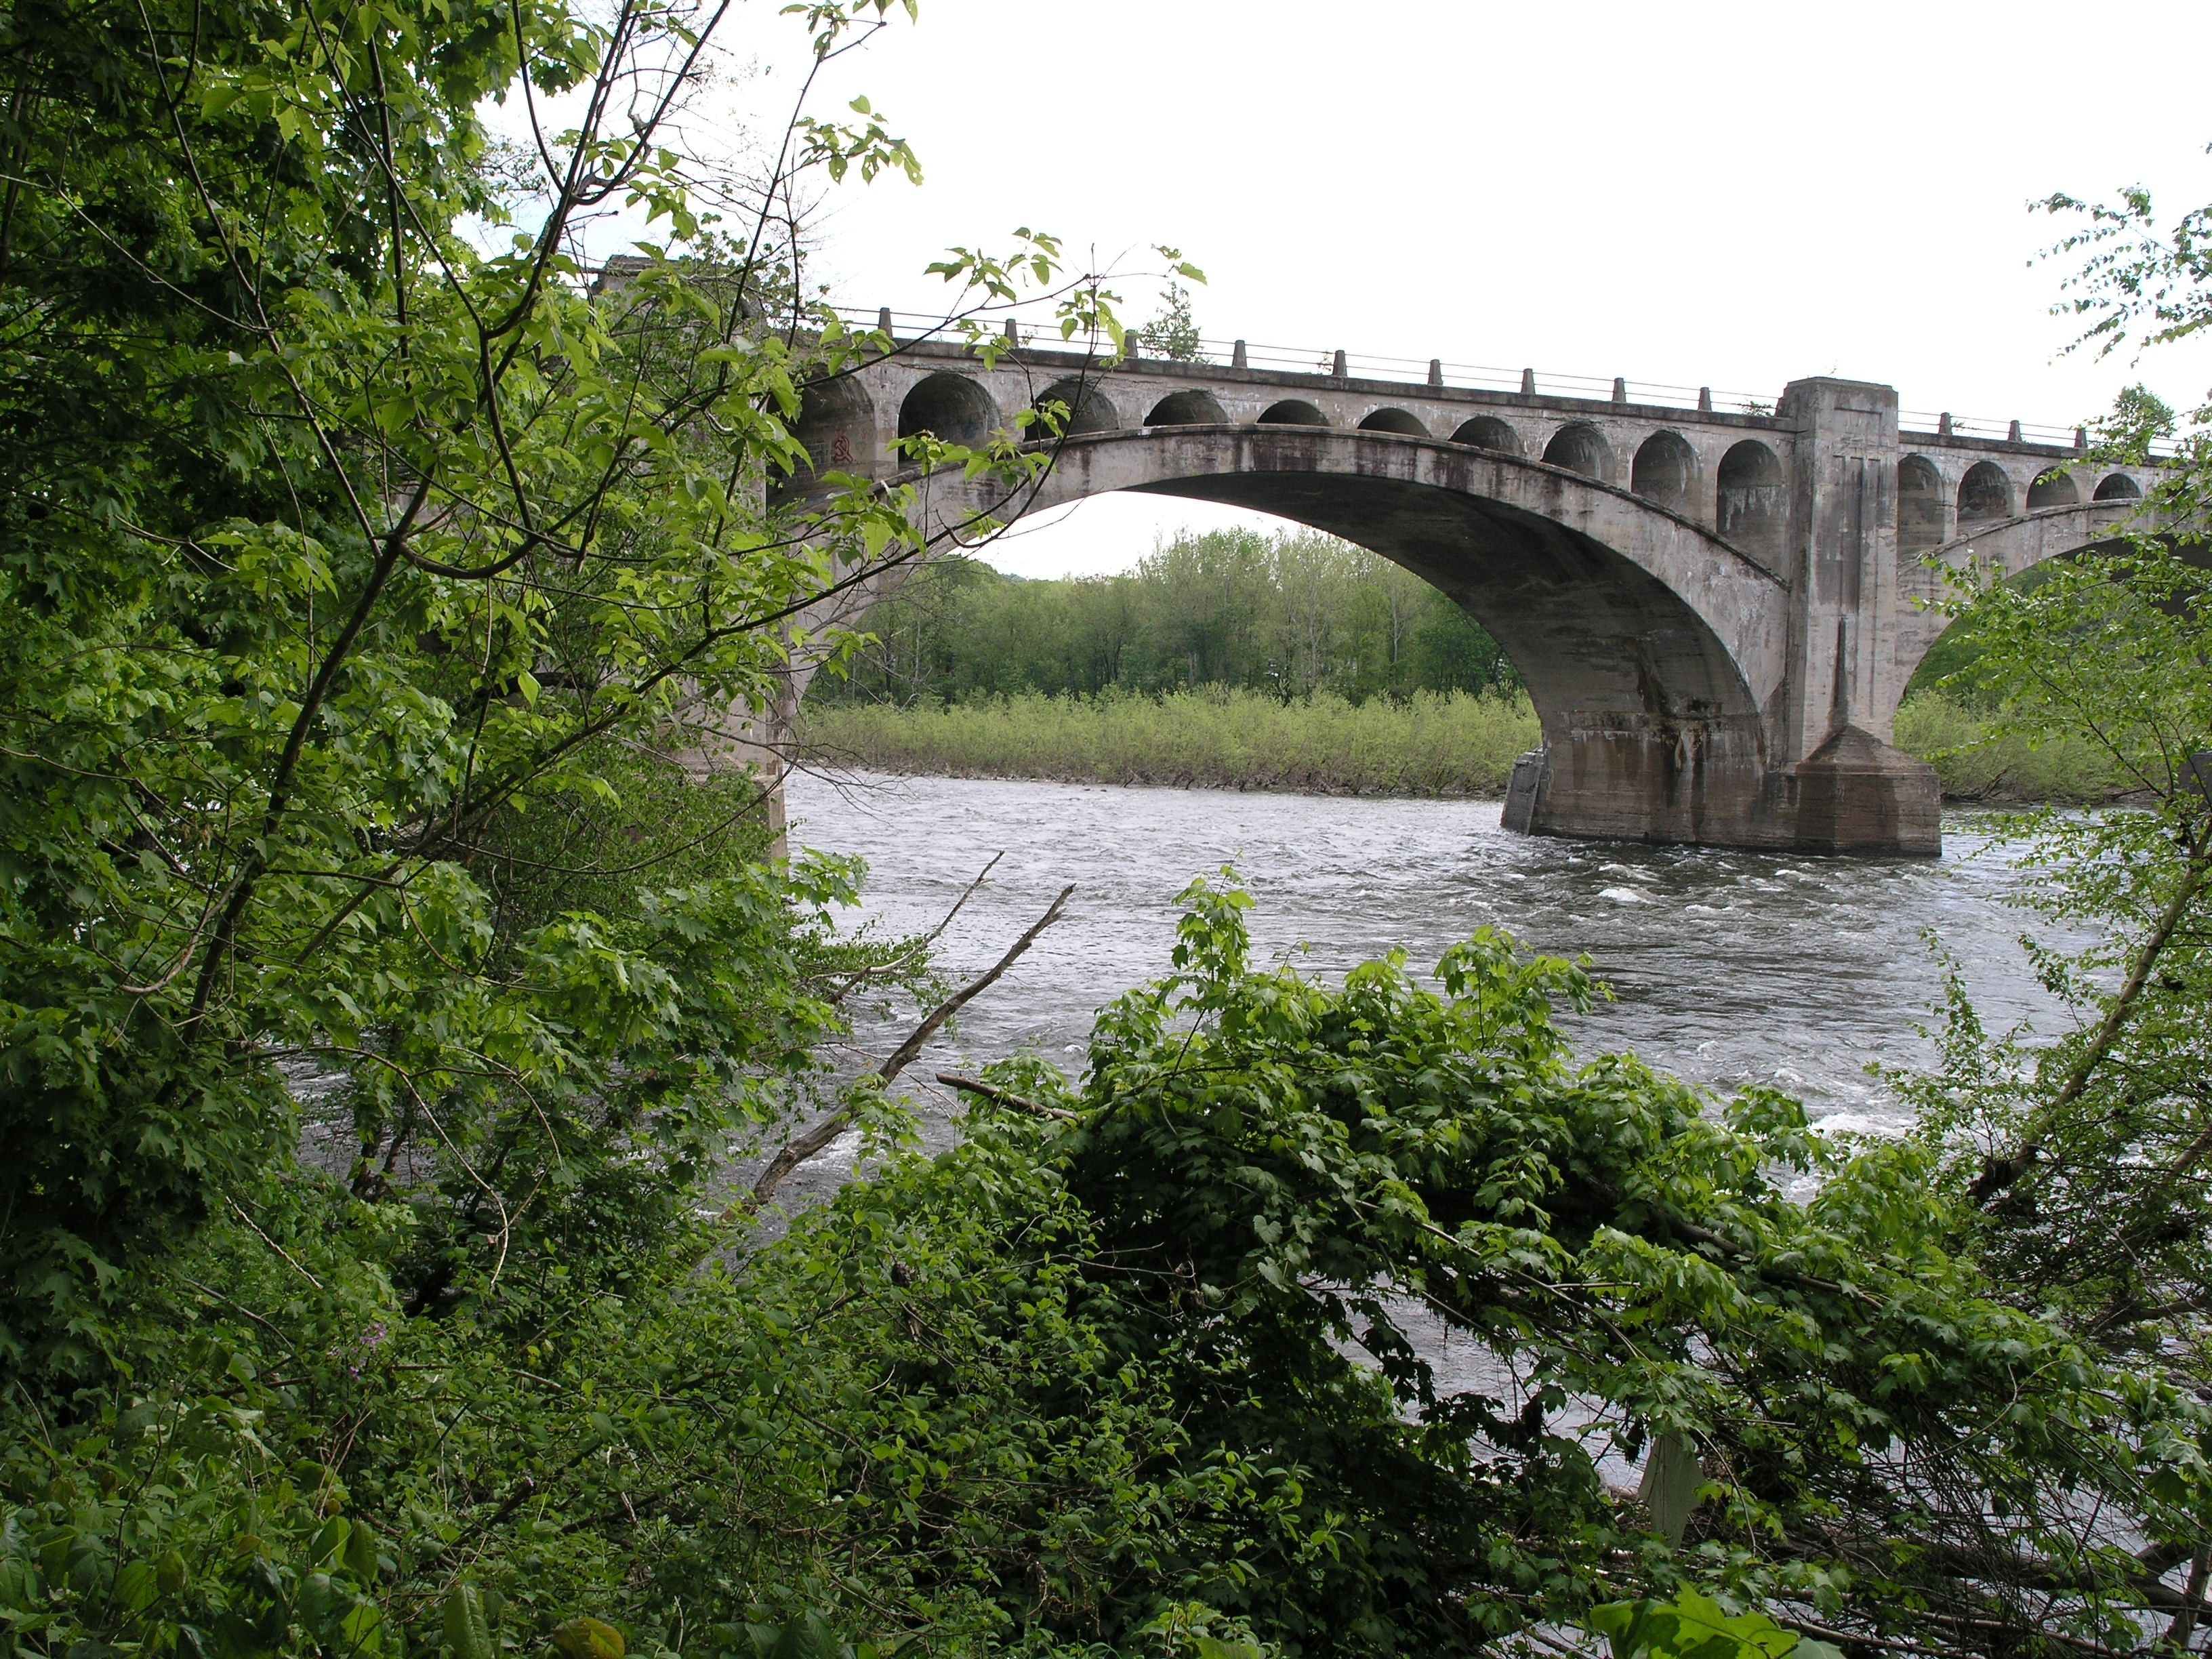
[1589,1591,1805,1659]
[342,1599,388,1656]
[114,1560,159,1613]
[444,1581,495,1659]
[310,1517,349,1567]
[342,1522,380,1584]
[552,1618,625,1659]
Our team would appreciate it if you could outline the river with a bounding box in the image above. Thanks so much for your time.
[783,770,2083,1158]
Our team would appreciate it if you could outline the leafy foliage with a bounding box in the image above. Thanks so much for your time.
[1911,541,2212,1370]
[1136,285,1205,363]
[16,873,2211,1659]
[1589,1589,1839,1659]
[1891,689,2127,802]
[0,0,1134,1380]
[1015,878,2212,1655]
[1909,174,2212,1396]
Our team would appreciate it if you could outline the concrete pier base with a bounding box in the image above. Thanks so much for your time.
[1771,727,1941,855]
[1502,724,1939,855]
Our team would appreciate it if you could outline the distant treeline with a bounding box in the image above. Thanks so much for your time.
[812,528,1518,705]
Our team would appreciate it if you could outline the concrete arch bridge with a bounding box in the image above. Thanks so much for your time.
[771,334,2169,857]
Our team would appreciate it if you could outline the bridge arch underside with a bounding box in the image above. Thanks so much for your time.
[926,428,1929,852]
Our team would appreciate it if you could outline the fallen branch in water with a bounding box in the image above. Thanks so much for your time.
[747,882,1076,1209]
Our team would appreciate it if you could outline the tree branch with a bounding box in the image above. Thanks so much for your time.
[747,884,1073,1208]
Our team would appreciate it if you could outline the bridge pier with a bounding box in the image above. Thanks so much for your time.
[1769,377,1942,853]
[1504,377,1940,855]
[1502,724,1939,854]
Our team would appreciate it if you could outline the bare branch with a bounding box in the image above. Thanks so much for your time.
[747,883,1073,1208]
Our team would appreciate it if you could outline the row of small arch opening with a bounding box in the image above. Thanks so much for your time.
[896,371,1797,554]
[893,370,2144,557]
[901,369,1702,467]
[1899,453,2137,553]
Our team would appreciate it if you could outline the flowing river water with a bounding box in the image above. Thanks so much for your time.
[783,770,2087,1162]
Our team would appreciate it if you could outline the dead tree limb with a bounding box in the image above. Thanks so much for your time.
[829,849,1004,1000]
[747,883,1075,1209]
[935,1071,1078,1122]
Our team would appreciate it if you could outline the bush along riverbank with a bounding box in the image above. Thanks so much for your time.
[799,685,2132,803]
[798,686,1544,796]
[1895,691,2130,803]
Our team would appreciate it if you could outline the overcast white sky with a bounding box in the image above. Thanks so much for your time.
[709,1,2212,577]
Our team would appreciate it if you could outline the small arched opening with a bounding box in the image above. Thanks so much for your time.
[1147,390,1228,426]
[1957,460,2013,524]
[1258,399,1329,426]
[778,374,877,497]
[897,372,998,447]
[1898,455,1946,555]
[2027,466,2081,509]
[1715,440,1786,566]
[1359,407,1428,436]
[1450,416,1521,454]
[1630,430,1699,515]
[2094,472,2143,501]
[1030,377,1120,443]
[1542,422,1614,482]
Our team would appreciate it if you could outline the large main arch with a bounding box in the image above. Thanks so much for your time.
[820,423,1908,849]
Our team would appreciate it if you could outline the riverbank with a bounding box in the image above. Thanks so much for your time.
[798,688,2125,803]
[1891,694,2125,803]
[799,687,1538,796]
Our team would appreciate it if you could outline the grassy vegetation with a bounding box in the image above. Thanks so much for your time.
[798,686,1543,795]
[804,686,2133,803]
[1895,691,2129,803]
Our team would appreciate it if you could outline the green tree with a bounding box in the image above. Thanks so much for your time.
[1900,173,2212,1383]
[815,529,1520,708]
[1137,281,1205,362]
[0,0,1258,1650]
[0,0,1128,1380]
[953,878,2212,1655]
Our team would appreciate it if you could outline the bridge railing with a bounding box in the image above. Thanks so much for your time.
[1187,337,1789,417]
[827,305,2134,451]
[829,306,1776,415]
[1899,409,2084,449]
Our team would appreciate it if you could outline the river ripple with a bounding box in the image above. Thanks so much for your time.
[785,770,2084,1144]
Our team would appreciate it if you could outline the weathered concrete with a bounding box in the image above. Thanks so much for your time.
[769,338,2170,856]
